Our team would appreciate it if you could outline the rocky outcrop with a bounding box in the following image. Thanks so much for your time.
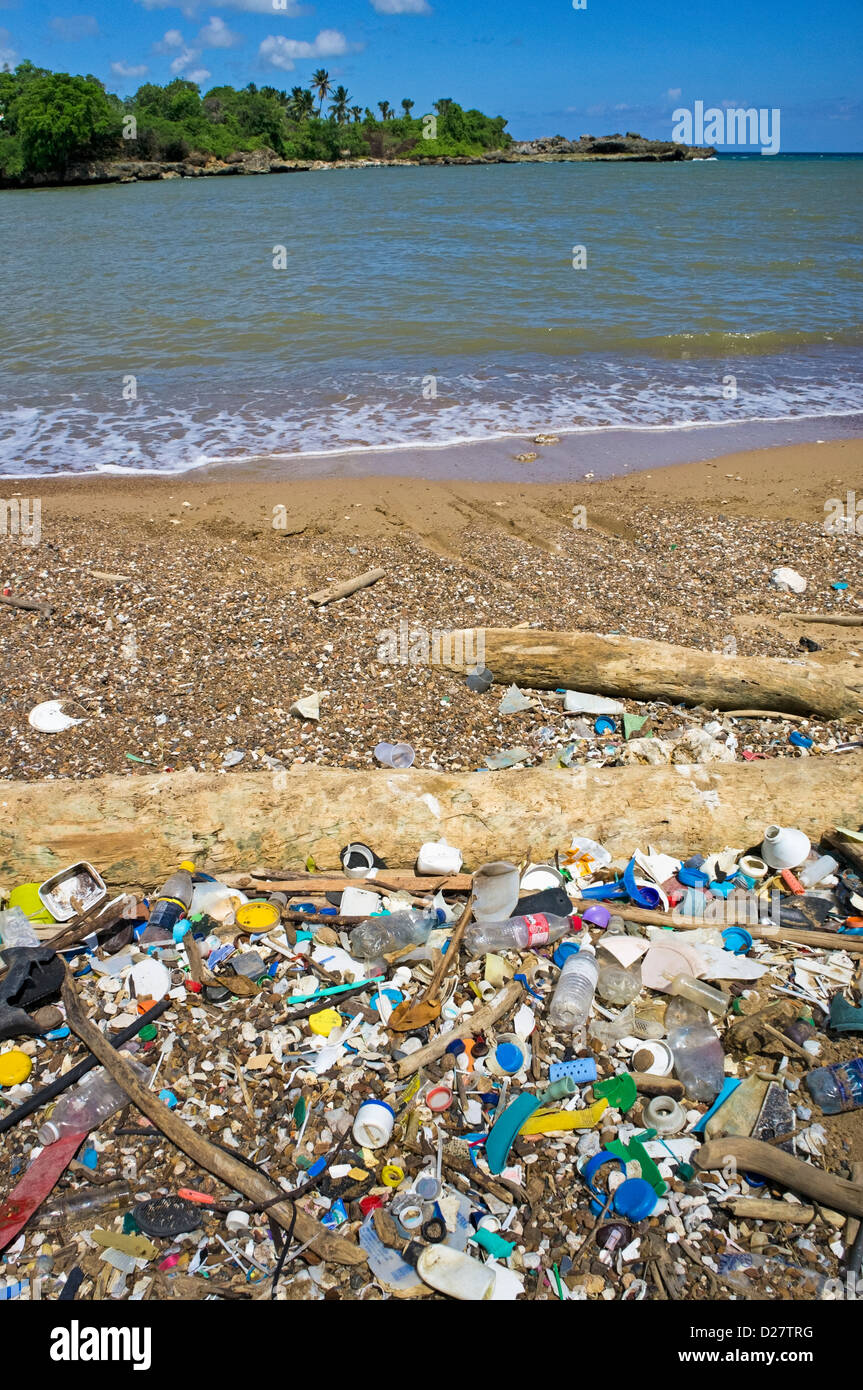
[510,131,715,160]
[0,131,715,190]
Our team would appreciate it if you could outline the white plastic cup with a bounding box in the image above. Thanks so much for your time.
[352,1099,395,1149]
[341,843,376,878]
[472,861,520,923]
[374,742,415,769]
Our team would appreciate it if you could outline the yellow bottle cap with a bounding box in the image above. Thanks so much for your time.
[0,1050,33,1087]
[308,1008,342,1037]
[235,900,281,933]
[179,861,196,873]
[381,1164,404,1188]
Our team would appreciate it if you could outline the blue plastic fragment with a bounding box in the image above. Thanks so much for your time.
[307,1156,327,1179]
[44,1026,71,1040]
[159,1089,179,1109]
[513,972,543,1001]
[550,1057,598,1085]
[689,1077,741,1134]
[624,857,663,909]
[789,731,814,749]
[679,865,710,888]
[80,1146,98,1170]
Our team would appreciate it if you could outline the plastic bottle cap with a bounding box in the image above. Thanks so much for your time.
[0,1050,33,1087]
[308,1008,342,1037]
[553,941,581,967]
[582,905,611,929]
[613,1177,657,1221]
[236,900,281,933]
[495,1043,523,1074]
[427,1085,454,1112]
[179,861,196,873]
[722,927,753,954]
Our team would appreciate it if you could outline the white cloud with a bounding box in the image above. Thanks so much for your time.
[111,60,150,78]
[170,45,210,81]
[370,0,431,12]
[155,28,186,51]
[138,0,308,15]
[185,66,211,83]
[49,14,100,40]
[666,87,681,100]
[198,15,242,46]
[0,26,17,67]
[259,28,355,71]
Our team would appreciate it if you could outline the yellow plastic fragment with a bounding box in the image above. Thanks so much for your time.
[518,1097,609,1135]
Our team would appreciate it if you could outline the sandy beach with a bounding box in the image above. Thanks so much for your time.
[1,438,860,783]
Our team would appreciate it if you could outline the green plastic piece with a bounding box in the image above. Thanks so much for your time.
[485,1077,576,1175]
[593,1072,637,1113]
[607,1132,668,1197]
[138,1024,158,1042]
[623,714,648,741]
[471,1228,516,1259]
[676,1163,695,1182]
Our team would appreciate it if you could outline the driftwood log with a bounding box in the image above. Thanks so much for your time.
[60,972,366,1267]
[394,981,523,1079]
[446,628,863,718]
[3,759,863,885]
[307,568,385,607]
[695,1137,863,1218]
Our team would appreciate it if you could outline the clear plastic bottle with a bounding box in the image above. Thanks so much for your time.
[597,961,641,1007]
[805,1057,863,1114]
[669,974,730,1015]
[548,944,598,1030]
[668,1024,725,1103]
[464,913,576,958]
[146,869,194,938]
[35,1181,132,1229]
[350,907,442,961]
[38,1054,149,1144]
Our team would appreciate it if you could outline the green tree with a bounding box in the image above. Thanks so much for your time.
[378,100,392,121]
[401,98,414,117]
[13,70,122,171]
[350,105,363,123]
[288,86,314,121]
[311,68,331,116]
[328,85,350,123]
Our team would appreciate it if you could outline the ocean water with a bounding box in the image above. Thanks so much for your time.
[0,154,861,476]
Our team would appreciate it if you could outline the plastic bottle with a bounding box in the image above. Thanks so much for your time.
[38,1054,149,1144]
[805,1057,863,1114]
[146,868,194,937]
[668,1024,725,1103]
[0,905,42,948]
[548,943,598,1030]
[464,912,576,958]
[669,974,730,1015]
[597,961,641,1006]
[35,1181,132,1229]
[798,855,839,888]
[350,907,442,961]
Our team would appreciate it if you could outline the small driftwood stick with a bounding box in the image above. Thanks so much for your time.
[227,872,473,894]
[570,898,863,955]
[721,1197,815,1223]
[794,614,863,626]
[0,594,51,615]
[630,1072,685,1099]
[395,981,523,1080]
[695,1137,863,1218]
[307,568,385,607]
[60,970,366,1267]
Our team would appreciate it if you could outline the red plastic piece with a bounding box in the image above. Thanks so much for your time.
[0,1131,88,1252]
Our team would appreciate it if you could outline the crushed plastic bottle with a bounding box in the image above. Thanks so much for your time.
[38,1054,150,1144]
[805,1057,863,1114]
[668,1024,725,1103]
[350,907,442,961]
[464,913,576,958]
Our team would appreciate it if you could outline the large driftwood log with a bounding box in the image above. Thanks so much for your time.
[695,1137,863,1218]
[447,628,863,718]
[2,759,863,885]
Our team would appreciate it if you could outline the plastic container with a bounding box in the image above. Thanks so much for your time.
[798,855,839,888]
[188,879,247,924]
[548,943,598,1031]
[669,973,730,1015]
[38,1055,150,1144]
[738,854,768,880]
[416,840,463,876]
[350,908,440,960]
[597,962,641,1007]
[374,741,415,769]
[472,862,520,924]
[352,1100,395,1148]
[464,912,575,957]
[0,905,42,948]
[805,1057,863,1114]
[340,843,376,878]
[416,1245,495,1301]
[668,1024,725,1103]
[149,870,194,937]
[761,825,811,872]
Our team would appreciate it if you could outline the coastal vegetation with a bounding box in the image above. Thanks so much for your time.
[0,60,511,178]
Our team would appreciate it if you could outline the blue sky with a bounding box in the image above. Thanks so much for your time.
[1,0,861,149]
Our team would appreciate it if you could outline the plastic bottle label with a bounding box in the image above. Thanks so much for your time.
[523,914,549,946]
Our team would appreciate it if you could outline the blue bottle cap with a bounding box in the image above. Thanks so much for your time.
[679,866,710,888]
[709,879,732,898]
[553,941,581,968]
[495,1043,523,1074]
[446,1038,466,1055]
[722,926,753,954]
[613,1177,657,1221]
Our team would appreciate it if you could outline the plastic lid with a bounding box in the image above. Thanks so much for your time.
[582,905,611,929]
[38,1122,60,1145]
[553,942,581,967]
[495,1043,523,1074]
[0,1049,32,1087]
[613,1177,658,1221]
[722,926,753,955]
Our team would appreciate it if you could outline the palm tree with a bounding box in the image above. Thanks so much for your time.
[350,105,363,123]
[288,86,314,121]
[311,68,332,116]
[364,106,376,123]
[401,98,415,118]
[378,100,392,121]
[328,85,350,123]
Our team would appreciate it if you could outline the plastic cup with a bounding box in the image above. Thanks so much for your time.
[374,742,415,769]
[472,861,520,923]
